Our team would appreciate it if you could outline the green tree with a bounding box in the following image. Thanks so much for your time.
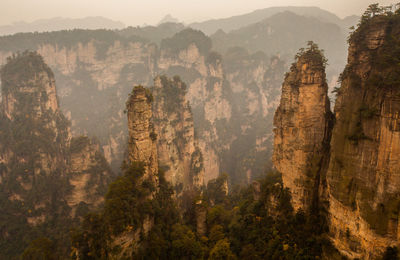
[208,225,225,246]
[170,224,204,259]
[208,239,236,260]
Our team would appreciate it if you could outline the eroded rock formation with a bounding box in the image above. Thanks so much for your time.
[126,85,158,185]
[273,12,400,259]
[326,14,400,258]
[152,75,204,190]
[0,51,113,256]
[68,136,113,216]
[0,52,70,175]
[273,44,333,211]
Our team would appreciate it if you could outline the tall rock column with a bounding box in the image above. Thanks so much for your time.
[273,43,332,211]
[0,51,70,175]
[326,13,400,258]
[152,75,205,191]
[126,85,158,185]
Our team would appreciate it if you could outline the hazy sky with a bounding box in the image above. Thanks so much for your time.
[0,0,395,26]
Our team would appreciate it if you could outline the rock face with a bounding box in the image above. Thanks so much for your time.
[273,45,333,211]
[126,85,158,185]
[109,85,159,258]
[68,136,113,216]
[326,14,400,258]
[273,12,400,259]
[152,75,204,190]
[0,52,70,175]
[0,51,113,257]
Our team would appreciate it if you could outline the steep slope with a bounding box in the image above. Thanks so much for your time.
[0,52,70,174]
[273,42,333,211]
[0,51,113,257]
[272,6,400,258]
[68,136,113,216]
[326,10,400,258]
[126,85,158,183]
[152,75,204,190]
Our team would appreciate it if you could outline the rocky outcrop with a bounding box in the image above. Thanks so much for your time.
[126,85,158,185]
[0,51,114,257]
[326,14,400,258]
[273,44,333,211]
[0,51,70,175]
[68,136,113,216]
[272,10,400,258]
[152,75,204,190]
[108,85,158,258]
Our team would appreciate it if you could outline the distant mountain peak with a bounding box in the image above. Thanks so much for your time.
[158,14,179,25]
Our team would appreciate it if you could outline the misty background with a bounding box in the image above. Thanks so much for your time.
[1,0,394,29]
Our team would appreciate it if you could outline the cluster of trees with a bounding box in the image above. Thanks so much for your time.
[1,51,54,93]
[359,3,400,25]
[68,164,335,259]
[342,3,400,93]
[293,41,328,70]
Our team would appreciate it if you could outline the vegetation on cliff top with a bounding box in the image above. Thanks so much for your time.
[338,3,400,90]
[292,41,328,70]
[0,52,113,258]
[1,51,54,93]
[285,41,328,88]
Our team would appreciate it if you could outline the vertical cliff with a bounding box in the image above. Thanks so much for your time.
[126,85,159,186]
[152,75,204,190]
[273,43,333,211]
[67,136,113,216]
[326,11,400,258]
[102,85,159,259]
[0,51,70,175]
[0,51,114,257]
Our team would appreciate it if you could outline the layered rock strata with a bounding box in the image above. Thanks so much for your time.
[152,75,204,190]
[274,12,400,258]
[326,14,400,258]
[126,85,158,186]
[273,45,333,211]
[0,51,113,256]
